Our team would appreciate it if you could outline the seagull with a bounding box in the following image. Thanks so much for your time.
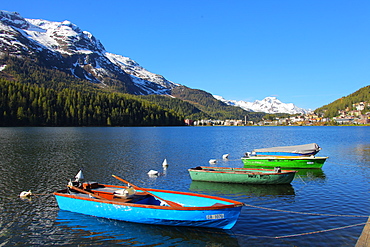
[209,159,217,164]
[162,159,168,169]
[19,190,32,198]
[75,170,84,182]
[147,170,159,176]
[222,154,229,159]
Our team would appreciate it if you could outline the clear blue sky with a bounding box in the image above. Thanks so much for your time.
[2,0,370,109]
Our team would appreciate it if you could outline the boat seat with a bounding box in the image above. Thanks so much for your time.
[113,187,136,199]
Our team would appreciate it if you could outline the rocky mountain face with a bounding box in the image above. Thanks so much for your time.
[214,96,310,114]
[0,10,178,95]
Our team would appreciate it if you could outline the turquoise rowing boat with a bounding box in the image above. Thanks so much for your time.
[54,172,243,229]
[188,166,297,184]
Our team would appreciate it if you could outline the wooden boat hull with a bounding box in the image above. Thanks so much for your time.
[252,143,322,156]
[188,167,297,185]
[241,156,327,169]
[54,184,243,229]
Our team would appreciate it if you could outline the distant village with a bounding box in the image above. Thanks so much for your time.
[186,102,370,126]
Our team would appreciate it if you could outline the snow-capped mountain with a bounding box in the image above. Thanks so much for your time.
[214,96,310,114]
[0,10,178,95]
[0,10,309,115]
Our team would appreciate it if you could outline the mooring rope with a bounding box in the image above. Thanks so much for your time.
[243,203,369,218]
[188,221,368,240]
[296,174,307,185]
[273,222,368,239]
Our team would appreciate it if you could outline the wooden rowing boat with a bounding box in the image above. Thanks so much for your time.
[54,173,243,229]
[242,143,328,168]
[241,155,328,169]
[251,143,322,156]
[188,166,297,184]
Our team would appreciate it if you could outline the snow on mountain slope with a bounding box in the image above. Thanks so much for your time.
[105,53,179,94]
[25,18,106,55]
[0,10,178,95]
[214,95,310,114]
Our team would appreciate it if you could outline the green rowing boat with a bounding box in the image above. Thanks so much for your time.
[188,166,297,185]
[241,155,328,169]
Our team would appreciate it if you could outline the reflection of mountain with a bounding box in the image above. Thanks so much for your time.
[57,210,240,246]
[190,181,296,197]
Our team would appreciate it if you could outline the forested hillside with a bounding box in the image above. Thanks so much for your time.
[0,55,260,126]
[139,95,210,120]
[171,86,264,121]
[315,85,370,118]
[0,79,184,126]
[0,56,183,126]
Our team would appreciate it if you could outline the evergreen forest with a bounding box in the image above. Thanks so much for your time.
[0,56,184,126]
[315,85,370,118]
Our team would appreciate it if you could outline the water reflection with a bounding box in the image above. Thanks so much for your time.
[56,210,241,246]
[189,181,296,197]
[294,168,326,180]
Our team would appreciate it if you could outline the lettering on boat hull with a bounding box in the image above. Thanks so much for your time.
[206,214,225,220]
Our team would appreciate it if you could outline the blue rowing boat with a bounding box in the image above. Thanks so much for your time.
[54,173,243,229]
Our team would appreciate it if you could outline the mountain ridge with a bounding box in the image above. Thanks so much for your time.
[214,96,310,114]
[0,10,176,96]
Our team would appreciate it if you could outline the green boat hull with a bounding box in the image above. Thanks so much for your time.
[241,156,327,169]
[188,167,297,185]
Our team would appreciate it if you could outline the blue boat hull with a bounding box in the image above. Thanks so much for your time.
[54,190,242,229]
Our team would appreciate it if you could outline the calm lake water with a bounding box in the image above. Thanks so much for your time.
[0,126,369,246]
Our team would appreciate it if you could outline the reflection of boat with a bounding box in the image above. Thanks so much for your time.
[188,166,297,185]
[242,143,328,169]
[295,168,326,178]
[190,181,296,197]
[295,168,326,182]
[54,173,243,229]
[57,210,241,246]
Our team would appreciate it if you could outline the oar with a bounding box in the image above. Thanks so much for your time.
[67,185,108,201]
[112,175,183,208]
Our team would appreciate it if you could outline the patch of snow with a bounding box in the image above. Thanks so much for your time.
[106,52,179,90]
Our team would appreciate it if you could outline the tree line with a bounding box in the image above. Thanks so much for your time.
[0,79,184,126]
[0,56,185,126]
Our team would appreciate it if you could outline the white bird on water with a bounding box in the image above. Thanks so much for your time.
[19,190,32,198]
[75,170,84,182]
[162,159,168,169]
[209,159,217,164]
[222,154,229,159]
[147,170,159,176]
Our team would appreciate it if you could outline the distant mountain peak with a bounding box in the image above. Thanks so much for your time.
[25,18,106,55]
[0,10,29,29]
[214,95,310,114]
